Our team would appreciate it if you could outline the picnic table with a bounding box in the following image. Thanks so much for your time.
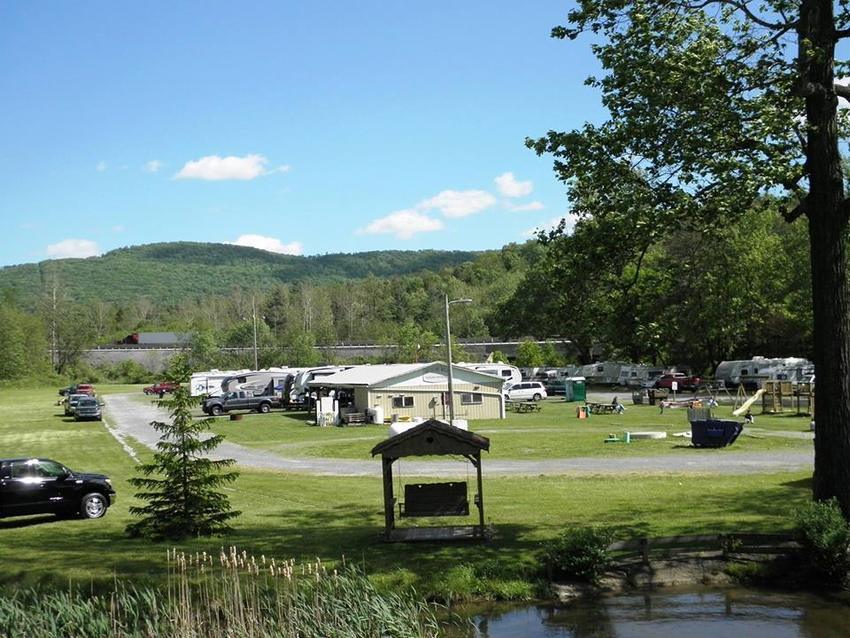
[585,402,624,415]
[506,401,541,413]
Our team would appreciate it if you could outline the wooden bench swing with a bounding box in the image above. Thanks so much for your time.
[371,419,490,542]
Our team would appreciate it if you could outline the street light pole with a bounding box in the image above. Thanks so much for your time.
[444,294,472,425]
[251,295,259,370]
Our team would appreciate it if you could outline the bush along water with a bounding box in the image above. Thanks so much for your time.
[0,548,439,638]
[794,498,850,588]
[541,526,614,584]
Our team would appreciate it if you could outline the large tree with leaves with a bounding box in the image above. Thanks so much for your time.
[534,1,850,513]
[127,356,239,539]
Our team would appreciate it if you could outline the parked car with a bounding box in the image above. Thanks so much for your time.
[74,383,95,396]
[504,382,548,402]
[202,390,282,416]
[63,393,89,416]
[0,458,115,519]
[74,397,103,421]
[143,381,180,396]
[654,373,701,391]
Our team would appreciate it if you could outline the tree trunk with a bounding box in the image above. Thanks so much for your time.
[803,0,850,515]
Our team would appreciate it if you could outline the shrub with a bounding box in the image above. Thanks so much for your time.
[794,498,850,586]
[541,526,614,583]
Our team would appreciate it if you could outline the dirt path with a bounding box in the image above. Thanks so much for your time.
[103,394,813,478]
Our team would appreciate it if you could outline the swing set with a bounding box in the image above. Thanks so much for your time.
[371,419,490,542]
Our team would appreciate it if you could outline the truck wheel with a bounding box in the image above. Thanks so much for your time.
[80,493,108,519]
[210,405,223,416]
[258,403,271,414]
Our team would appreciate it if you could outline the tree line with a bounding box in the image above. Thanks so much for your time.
[0,212,815,382]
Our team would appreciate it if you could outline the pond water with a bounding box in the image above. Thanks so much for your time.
[444,588,850,638]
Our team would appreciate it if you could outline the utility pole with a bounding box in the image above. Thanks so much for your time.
[444,294,472,425]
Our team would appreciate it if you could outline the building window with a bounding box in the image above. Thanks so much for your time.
[392,395,414,408]
[460,392,483,405]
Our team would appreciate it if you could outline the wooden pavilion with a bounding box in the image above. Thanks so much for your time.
[370,419,490,542]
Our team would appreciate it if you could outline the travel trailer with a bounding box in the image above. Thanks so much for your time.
[189,369,251,397]
[715,357,813,388]
[220,367,304,396]
[460,363,521,387]
[290,366,355,403]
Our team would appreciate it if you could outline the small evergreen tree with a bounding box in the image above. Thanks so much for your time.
[126,355,239,540]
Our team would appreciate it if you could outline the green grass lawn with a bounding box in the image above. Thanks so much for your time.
[183,395,813,460]
[0,385,814,599]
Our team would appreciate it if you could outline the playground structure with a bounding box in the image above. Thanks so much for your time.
[732,381,813,416]
[760,380,814,416]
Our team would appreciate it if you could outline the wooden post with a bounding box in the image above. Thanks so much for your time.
[474,452,485,534]
[382,457,395,539]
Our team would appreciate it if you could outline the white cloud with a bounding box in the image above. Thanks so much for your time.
[96,161,107,172]
[495,172,533,198]
[46,239,100,259]
[175,154,287,181]
[144,160,163,173]
[112,225,125,232]
[418,189,497,218]
[228,234,303,255]
[509,200,545,212]
[358,209,444,240]
[522,214,579,238]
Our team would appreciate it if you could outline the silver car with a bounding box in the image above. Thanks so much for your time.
[74,397,103,421]
[63,393,89,416]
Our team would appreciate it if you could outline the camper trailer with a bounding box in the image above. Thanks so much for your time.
[713,360,752,387]
[220,368,304,396]
[460,363,521,387]
[580,361,629,385]
[190,369,251,397]
[715,357,813,389]
[616,364,651,387]
[290,366,356,404]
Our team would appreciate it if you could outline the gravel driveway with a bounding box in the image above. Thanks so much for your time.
[104,394,813,478]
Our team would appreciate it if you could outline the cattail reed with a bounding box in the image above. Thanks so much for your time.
[0,547,439,638]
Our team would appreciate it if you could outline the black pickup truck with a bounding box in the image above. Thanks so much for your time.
[202,391,283,416]
[0,458,115,519]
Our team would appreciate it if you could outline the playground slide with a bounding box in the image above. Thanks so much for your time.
[732,388,766,416]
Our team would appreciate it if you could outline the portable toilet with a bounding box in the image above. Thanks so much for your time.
[564,376,587,402]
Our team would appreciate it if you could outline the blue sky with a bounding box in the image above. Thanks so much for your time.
[0,1,603,267]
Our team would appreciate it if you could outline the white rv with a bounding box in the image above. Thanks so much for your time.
[581,361,631,385]
[190,369,251,397]
[291,366,355,403]
[617,364,651,387]
[220,367,303,396]
[460,363,522,387]
[715,357,813,388]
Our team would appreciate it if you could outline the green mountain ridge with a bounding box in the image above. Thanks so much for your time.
[0,242,485,307]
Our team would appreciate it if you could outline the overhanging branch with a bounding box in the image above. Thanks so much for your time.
[835,83,850,104]
[684,0,796,31]
[781,199,808,222]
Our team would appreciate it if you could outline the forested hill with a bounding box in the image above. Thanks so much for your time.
[0,242,484,306]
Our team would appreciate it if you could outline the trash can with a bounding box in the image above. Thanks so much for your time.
[690,419,743,448]
[632,391,644,405]
[565,377,586,402]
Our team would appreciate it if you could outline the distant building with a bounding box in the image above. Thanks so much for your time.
[308,362,506,424]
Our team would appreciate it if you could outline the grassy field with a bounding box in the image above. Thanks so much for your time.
[0,385,814,599]
[180,393,814,460]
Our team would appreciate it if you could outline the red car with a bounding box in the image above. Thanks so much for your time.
[654,373,701,391]
[143,382,179,396]
[75,383,96,396]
